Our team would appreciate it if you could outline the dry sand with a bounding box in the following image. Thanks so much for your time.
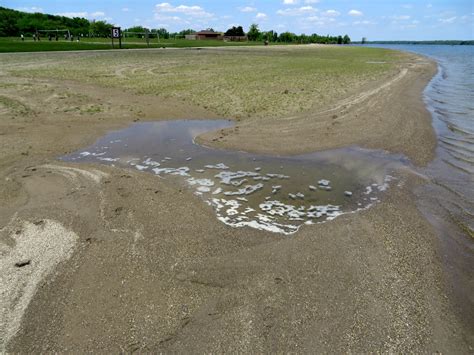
[0,47,472,352]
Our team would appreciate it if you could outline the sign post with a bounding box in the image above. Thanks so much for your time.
[145,29,150,47]
[111,27,122,49]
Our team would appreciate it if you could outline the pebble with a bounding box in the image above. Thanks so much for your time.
[318,179,330,186]
[15,259,31,268]
[309,185,317,191]
[344,191,353,197]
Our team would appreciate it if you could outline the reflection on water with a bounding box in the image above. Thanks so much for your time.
[62,120,403,235]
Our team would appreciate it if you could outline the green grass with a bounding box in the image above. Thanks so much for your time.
[0,95,30,114]
[1,46,402,119]
[0,37,268,53]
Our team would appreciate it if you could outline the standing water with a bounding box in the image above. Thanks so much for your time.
[62,120,404,235]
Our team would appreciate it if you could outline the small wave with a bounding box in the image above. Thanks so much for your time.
[440,138,474,154]
[441,158,474,175]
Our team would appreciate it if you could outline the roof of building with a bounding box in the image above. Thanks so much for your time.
[195,30,223,35]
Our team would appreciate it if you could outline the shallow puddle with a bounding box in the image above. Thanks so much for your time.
[62,120,405,234]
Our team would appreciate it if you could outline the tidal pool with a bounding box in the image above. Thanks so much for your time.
[62,120,405,235]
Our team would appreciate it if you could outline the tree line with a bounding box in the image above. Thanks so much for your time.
[0,7,351,44]
[246,24,350,44]
[0,6,111,37]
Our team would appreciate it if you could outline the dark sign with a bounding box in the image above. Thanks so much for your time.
[111,27,121,39]
[111,27,122,49]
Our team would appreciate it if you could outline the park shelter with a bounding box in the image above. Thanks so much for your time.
[186,30,224,40]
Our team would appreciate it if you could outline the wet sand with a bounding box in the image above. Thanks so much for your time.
[0,47,472,352]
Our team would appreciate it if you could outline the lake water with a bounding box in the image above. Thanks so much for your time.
[366,45,473,236]
[366,44,473,320]
[62,119,404,235]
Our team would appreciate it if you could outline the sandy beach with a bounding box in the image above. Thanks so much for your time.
[0,46,472,352]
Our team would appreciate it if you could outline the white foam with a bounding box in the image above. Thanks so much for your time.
[224,183,264,196]
[187,178,214,187]
[318,179,331,186]
[134,164,148,171]
[212,187,223,195]
[197,186,211,193]
[266,173,290,179]
[215,171,259,185]
[205,163,229,170]
[152,167,190,176]
[142,158,161,167]
[98,157,120,162]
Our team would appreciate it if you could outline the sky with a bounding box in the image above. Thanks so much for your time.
[6,0,474,40]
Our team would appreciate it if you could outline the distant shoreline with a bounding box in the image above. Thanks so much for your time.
[354,40,473,45]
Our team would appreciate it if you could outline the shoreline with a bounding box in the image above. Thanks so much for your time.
[0,47,472,352]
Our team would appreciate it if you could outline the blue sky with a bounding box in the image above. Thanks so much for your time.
[6,0,474,40]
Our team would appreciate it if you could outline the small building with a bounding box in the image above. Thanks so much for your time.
[223,35,248,42]
[185,30,224,40]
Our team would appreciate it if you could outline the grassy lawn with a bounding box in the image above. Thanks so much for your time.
[1,45,402,119]
[0,36,267,53]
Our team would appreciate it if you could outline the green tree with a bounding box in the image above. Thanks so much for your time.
[279,32,295,43]
[152,28,170,39]
[273,31,278,42]
[247,23,261,41]
[89,20,112,37]
[343,34,350,44]
[225,26,245,36]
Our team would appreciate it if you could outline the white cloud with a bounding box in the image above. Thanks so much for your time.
[323,10,340,17]
[256,12,267,20]
[353,20,377,25]
[348,9,363,16]
[304,0,319,3]
[391,15,411,20]
[240,6,257,13]
[122,8,129,12]
[17,6,44,13]
[153,2,214,27]
[402,4,413,9]
[277,6,317,16]
[427,4,433,8]
[439,16,457,24]
[56,12,88,18]
[155,3,213,18]
[56,11,108,19]
[283,0,298,4]
[400,24,417,29]
[307,15,336,26]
